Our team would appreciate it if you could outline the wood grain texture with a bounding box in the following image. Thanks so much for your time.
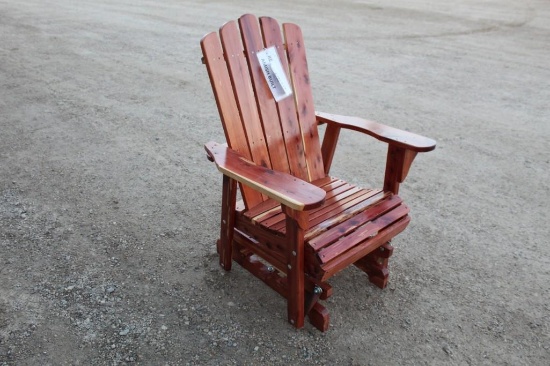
[317,204,409,264]
[200,32,263,207]
[205,141,326,211]
[320,216,410,281]
[316,112,436,152]
[239,14,291,174]
[320,123,341,175]
[219,21,272,169]
[284,23,325,181]
[260,16,310,181]
[284,207,307,328]
[201,14,436,332]
[219,175,237,270]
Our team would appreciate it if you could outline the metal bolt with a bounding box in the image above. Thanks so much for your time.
[290,319,295,324]
[313,286,323,295]
[380,247,385,252]
[287,264,292,269]
[291,251,296,256]
[267,266,274,272]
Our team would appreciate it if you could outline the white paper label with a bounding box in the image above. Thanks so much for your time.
[256,46,293,102]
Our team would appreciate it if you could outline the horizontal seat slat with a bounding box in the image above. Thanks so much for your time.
[317,204,410,264]
[253,186,357,228]
[319,216,411,281]
[304,191,388,240]
[309,194,403,250]
[245,176,336,220]
[274,188,379,233]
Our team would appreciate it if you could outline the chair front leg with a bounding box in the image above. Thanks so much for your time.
[283,206,308,328]
[219,174,237,271]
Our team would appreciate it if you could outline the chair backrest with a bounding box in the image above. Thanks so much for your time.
[201,14,326,209]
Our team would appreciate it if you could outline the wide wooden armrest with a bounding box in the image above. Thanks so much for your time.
[205,142,326,211]
[316,112,436,152]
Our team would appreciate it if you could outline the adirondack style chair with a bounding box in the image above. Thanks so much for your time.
[200,14,436,331]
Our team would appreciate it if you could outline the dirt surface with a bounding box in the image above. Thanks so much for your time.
[1,0,549,364]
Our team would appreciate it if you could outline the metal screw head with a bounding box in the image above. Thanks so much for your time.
[313,286,323,295]
[287,264,292,269]
[380,247,385,252]
[267,266,274,272]
[291,251,296,256]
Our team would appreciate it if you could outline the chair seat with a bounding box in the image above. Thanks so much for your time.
[236,177,411,281]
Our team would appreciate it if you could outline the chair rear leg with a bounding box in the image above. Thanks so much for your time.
[219,175,237,271]
[354,242,394,289]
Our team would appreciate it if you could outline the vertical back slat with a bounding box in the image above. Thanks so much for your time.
[283,23,325,181]
[219,21,272,170]
[201,32,263,208]
[260,16,310,182]
[239,14,291,174]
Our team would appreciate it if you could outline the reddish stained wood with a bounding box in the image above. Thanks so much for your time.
[205,141,326,211]
[243,198,280,219]
[304,191,387,239]
[236,215,288,257]
[239,14,291,174]
[316,112,436,152]
[245,177,338,221]
[233,228,287,271]
[283,23,325,182]
[317,179,350,195]
[320,216,410,281]
[308,302,330,332]
[384,144,402,194]
[257,185,366,232]
[311,176,337,188]
[253,178,352,228]
[310,185,361,212]
[220,21,272,170]
[309,194,403,250]
[271,188,375,232]
[354,242,394,289]
[233,250,288,298]
[219,175,237,270]
[383,145,416,194]
[202,15,437,332]
[201,32,263,208]
[320,122,341,175]
[400,149,418,182]
[308,188,375,223]
[284,207,307,328]
[260,17,310,181]
[317,204,409,264]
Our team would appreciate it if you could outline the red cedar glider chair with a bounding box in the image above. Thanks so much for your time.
[200,14,435,331]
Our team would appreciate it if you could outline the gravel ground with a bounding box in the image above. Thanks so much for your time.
[1,0,549,365]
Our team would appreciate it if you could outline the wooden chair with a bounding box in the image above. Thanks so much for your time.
[200,14,436,331]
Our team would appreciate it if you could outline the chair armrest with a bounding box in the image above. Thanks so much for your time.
[205,142,326,211]
[316,112,436,152]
